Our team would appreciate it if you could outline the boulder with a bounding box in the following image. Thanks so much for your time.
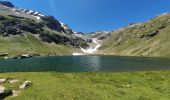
[0,53,9,57]
[0,79,6,84]
[8,79,19,84]
[0,86,12,99]
[4,57,9,59]
[20,54,30,59]
[19,81,32,89]
[0,86,5,94]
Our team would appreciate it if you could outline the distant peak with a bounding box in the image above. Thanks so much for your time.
[0,1,14,8]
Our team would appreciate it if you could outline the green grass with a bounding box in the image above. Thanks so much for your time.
[0,33,73,57]
[0,71,169,100]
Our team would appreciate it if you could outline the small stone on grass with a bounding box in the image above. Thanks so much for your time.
[20,81,32,89]
[0,79,6,84]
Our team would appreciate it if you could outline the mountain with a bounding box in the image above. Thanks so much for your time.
[98,13,170,57]
[0,1,14,8]
[0,1,170,58]
[0,1,89,57]
[86,31,110,40]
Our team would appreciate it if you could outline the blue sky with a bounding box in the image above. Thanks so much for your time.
[9,0,170,32]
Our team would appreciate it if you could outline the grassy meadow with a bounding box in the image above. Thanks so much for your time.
[0,71,169,100]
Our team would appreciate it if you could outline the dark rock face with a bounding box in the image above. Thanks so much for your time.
[40,32,88,48]
[0,16,43,36]
[62,24,73,34]
[0,1,14,8]
[146,30,159,37]
[0,14,88,48]
[41,16,65,33]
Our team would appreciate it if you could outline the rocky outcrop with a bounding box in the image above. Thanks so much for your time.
[0,79,6,83]
[0,78,32,99]
[0,86,12,99]
[0,16,43,36]
[0,53,8,57]
[86,31,110,40]
[41,16,65,33]
[19,81,32,89]
[40,32,88,48]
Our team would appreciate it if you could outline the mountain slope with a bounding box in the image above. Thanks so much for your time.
[0,1,89,57]
[98,13,170,57]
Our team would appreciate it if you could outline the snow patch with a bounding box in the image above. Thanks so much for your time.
[81,38,101,54]
[73,38,101,55]
[34,16,41,20]
[72,53,84,56]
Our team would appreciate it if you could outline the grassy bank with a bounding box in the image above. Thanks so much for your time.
[0,71,169,100]
[0,33,73,57]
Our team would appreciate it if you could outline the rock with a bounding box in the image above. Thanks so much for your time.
[0,86,12,99]
[0,86,5,94]
[4,57,9,59]
[0,90,12,99]
[10,56,18,59]
[20,54,31,59]
[19,81,32,89]
[12,90,20,97]
[0,53,9,57]
[147,30,159,37]
[9,79,19,84]
[0,79,6,84]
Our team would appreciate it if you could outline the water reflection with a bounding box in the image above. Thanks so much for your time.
[0,56,170,72]
[86,56,101,71]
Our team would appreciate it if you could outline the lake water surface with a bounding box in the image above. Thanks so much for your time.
[0,56,170,72]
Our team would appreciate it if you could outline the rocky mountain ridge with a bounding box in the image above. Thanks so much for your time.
[98,13,170,57]
[0,1,90,57]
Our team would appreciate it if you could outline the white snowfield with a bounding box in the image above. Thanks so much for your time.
[73,38,101,56]
[72,53,84,56]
